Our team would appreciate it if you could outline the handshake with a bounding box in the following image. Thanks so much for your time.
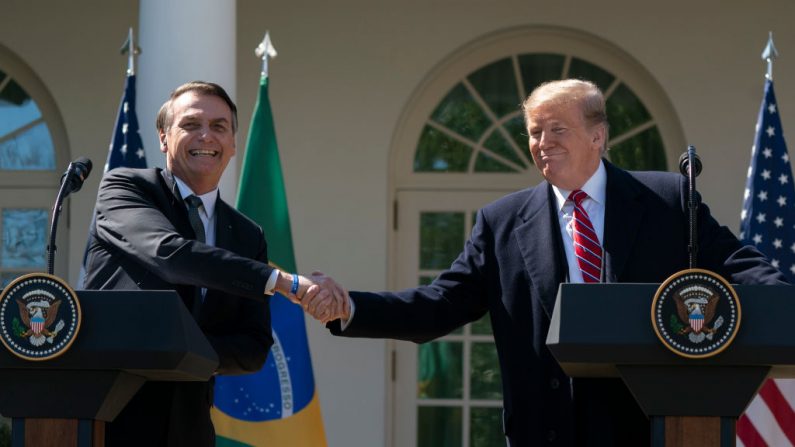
[277,271,351,323]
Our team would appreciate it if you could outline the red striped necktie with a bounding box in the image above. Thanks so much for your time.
[569,190,602,283]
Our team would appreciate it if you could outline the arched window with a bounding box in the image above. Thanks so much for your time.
[388,27,685,447]
[414,54,667,174]
[0,44,69,287]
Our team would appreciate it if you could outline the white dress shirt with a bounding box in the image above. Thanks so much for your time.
[173,176,279,296]
[550,161,607,283]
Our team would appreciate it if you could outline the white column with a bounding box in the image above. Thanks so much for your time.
[138,0,238,202]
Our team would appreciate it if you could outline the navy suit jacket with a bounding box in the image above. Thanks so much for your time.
[84,168,273,447]
[332,160,786,446]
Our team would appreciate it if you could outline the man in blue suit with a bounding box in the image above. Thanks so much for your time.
[314,79,786,446]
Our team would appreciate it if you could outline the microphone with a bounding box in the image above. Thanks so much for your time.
[47,157,92,275]
[678,148,702,177]
[679,145,702,269]
[60,157,93,197]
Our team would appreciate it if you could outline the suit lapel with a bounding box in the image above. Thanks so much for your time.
[514,183,566,318]
[159,169,196,239]
[602,161,645,283]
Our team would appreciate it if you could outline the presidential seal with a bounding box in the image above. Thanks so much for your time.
[651,268,741,359]
[0,273,81,361]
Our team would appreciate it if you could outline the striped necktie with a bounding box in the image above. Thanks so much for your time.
[569,190,602,283]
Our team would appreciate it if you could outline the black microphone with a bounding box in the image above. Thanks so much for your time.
[679,145,701,269]
[678,149,702,177]
[48,157,92,275]
[60,157,93,196]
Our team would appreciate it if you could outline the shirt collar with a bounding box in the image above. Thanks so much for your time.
[552,160,607,212]
[173,175,218,218]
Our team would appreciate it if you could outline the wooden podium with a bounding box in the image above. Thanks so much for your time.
[546,283,795,447]
[0,290,218,447]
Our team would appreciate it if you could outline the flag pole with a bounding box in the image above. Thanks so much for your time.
[255,31,278,78]
[120,27,141,76]
[762,31,778,81]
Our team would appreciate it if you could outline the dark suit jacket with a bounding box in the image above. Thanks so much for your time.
[83,168,274,447]
[331,160,786,446]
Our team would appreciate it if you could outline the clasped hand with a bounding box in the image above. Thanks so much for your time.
[284,271,350,323]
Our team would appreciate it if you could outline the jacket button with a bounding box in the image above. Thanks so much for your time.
[550,378,560,389]
[547,430,557,442]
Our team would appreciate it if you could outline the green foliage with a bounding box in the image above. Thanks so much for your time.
[0,418,10,447]
[669,314,685,333]
[11,319,24,337]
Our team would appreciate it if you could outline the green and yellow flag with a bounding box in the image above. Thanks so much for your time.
[211,71,327,446]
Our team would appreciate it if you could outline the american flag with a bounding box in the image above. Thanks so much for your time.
[736,79,795,446]
[76,73,146,288]
[104,73,146,171]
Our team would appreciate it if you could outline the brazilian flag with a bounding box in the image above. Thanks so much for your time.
[211,74,327,446]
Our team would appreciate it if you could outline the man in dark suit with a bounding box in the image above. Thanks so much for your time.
[308,79,786,446]
[83,81,342,447]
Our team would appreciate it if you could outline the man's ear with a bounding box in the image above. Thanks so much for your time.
[159,130,167,154]
[591,124,606,149]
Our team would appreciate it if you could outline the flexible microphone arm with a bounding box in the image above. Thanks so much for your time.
[47,178,70,275]
[47,158,92,275]
[679,146,701,269]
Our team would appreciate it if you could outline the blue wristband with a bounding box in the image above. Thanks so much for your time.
[290,274,300,295]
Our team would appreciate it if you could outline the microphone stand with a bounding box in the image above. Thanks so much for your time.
[47,176,72,275]
[686,145,698,269]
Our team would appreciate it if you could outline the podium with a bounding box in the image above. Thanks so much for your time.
[0,290,218,447]
[546,283,795,447]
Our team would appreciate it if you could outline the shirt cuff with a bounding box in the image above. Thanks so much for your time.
[264,269,280,295]
[339,296,356,331]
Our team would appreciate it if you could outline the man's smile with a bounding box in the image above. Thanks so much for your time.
[189,149,219,157]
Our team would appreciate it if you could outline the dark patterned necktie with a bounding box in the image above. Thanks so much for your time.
[569,190,602,283]
[185,195,205,316]
[185,195,206,243]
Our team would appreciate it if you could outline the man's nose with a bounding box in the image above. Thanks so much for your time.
[197,125,212,139]
[538,131,553,148]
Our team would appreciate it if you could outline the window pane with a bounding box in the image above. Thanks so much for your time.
[568,58,615,93]
[503,115,531,164]
[414,125,472,172]
[431,84,491,141]
[483,129,525,168]
[420,212,465,269]
[471,342,502,400]
[418,341,463,399]
[609,126,667,171]
[475,152,516,173]
[419,275,435,286]
[1,209,48,269]
[471,313,492,335]
[518,53,565,95]
[0,121,56,170]
[0,80,42,139]
[606,83,652,138]
[467,58,519,118]
[418,406,462,447]
[470,407,503,447]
